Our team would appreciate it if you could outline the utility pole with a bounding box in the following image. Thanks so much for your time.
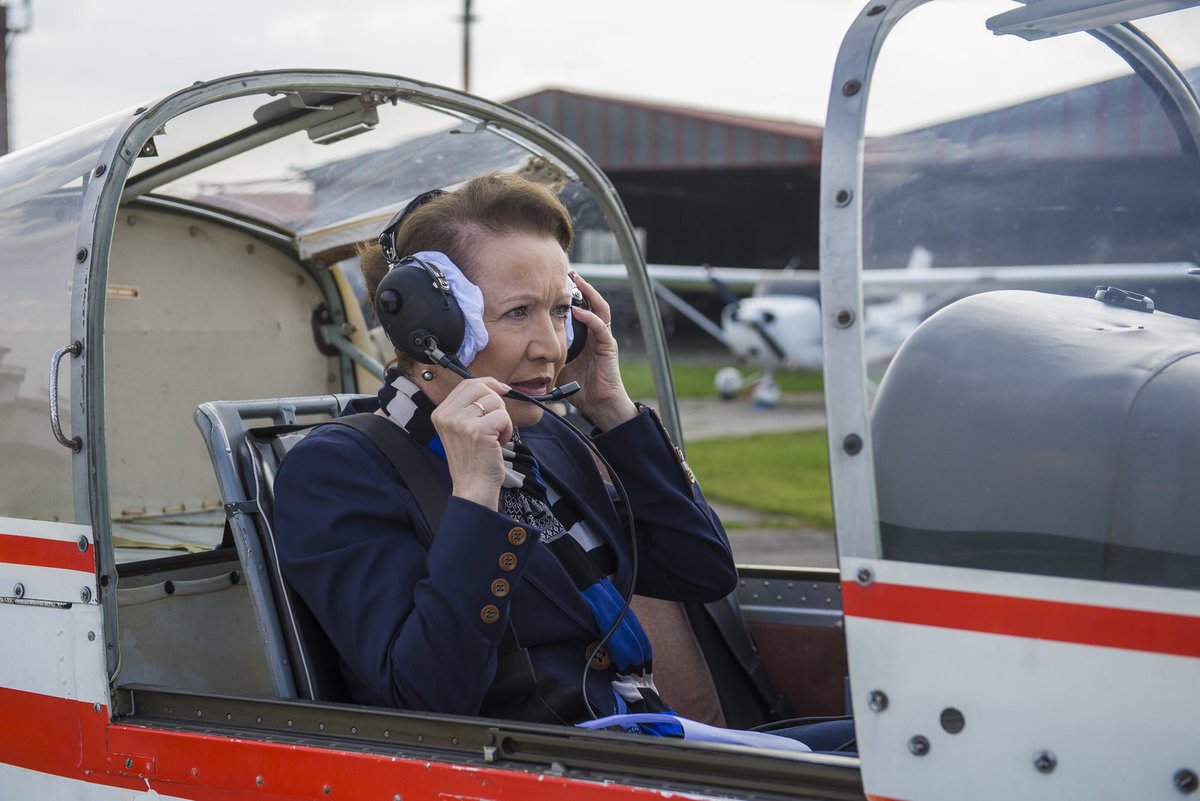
[0,1,31,156]
[1,5,10,155]
[460,0,476,93]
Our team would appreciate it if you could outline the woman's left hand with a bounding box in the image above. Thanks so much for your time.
[557,270,639,431]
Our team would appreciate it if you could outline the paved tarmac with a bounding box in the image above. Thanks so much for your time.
[674,394,839,568]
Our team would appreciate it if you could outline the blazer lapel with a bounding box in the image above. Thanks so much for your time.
[522,422,634,598]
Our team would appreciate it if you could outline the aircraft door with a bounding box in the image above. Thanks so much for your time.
[822,2,1200,800]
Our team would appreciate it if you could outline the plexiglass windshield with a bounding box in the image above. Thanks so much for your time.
[100,82,651,560]
[865,1,1200,589]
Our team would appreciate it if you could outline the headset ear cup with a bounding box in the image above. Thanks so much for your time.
[374,258,466,364]
[566,308,588,362]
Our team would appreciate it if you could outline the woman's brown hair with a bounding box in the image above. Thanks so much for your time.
[358,172,574,308]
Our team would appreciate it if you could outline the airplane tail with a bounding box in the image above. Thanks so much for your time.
[896,245,933,318]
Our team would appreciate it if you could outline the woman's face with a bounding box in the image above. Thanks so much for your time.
[433,232,572,427]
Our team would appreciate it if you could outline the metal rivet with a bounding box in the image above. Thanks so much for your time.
[88,631,96,641]
[856,566,874,586]
[256,716,263,723]
[80,587,93,603]
[842,79,862,97]
[76,248,88,262]
[93,164,106,178]
[323,786,331,795]
[384,730,391,738]
[908,735,930,756]
[835,308,855,327]
[125,757,133,769]
[868,690,888,712]
[867,4,886,15]
[1034,750,1057,773]
[940,707,965,734]
[286,719,293,727]
[319,722,325,731]
[196,710,203,718]
[1176,769,1199,794]
[226,713,233,721]
[256,776,264,787]
[12,583,24,599]
[417,734,424,742]
[835,188,853,206]
[843,434,863,455]
[351,726,357,734]
[93,702,102,713]
[77,535,89,552]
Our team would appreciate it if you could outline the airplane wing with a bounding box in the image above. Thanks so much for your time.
[572,261,1200,295]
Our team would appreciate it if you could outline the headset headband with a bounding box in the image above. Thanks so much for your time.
[378,188,448,264]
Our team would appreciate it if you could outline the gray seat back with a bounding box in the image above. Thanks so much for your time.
[194,395,367,700]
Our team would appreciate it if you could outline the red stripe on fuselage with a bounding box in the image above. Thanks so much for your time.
[843,580,1200,658]
[0,532,93,574]
[0,686,678,800]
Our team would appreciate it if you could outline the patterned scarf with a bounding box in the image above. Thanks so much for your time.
[377,369,676,729]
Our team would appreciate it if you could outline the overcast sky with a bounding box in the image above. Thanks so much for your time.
[7,0,1200,150]
[9,0,859,150]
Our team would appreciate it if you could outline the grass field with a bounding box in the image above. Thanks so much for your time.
[684,429,834,530]
[620,360,823,400]
[612,358,832,528]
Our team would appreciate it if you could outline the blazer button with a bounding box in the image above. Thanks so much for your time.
[498,552,518,572]
[480,604,500,624]
[507,527,528,546]
[490,578,510,597]
[587,641,612,671]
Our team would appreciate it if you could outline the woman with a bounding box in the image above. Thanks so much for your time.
[274,172,738,724]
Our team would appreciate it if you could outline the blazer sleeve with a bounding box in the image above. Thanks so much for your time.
[273,424,538,714]
[591,408,738,603]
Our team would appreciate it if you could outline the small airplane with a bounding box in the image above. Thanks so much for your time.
[577,248,1200,405]
[2,1,1199,799]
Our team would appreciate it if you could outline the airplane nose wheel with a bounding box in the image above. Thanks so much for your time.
[715,366,745,400]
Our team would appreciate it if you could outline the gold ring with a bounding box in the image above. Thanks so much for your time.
[471,400,487,415]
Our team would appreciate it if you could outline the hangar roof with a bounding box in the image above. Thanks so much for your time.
[506,88,822,172]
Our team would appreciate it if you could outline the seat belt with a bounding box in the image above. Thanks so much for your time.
[684,595,795,728]
[327,414,444,549]
[326,413,585,724]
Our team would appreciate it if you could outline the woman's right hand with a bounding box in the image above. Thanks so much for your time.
[430,377,513,509]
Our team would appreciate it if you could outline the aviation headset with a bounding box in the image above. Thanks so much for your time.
[373,188,588,371]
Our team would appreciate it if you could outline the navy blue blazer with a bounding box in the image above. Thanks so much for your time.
[273,403,736,719]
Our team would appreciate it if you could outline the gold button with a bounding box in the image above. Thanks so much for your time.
[684,466,696,484]
[674,446,686,463]
[490,578,510,597]
[498,552,518,572]
[587,641,612,671]
[507,527,527,546]
[480,604,500,624]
